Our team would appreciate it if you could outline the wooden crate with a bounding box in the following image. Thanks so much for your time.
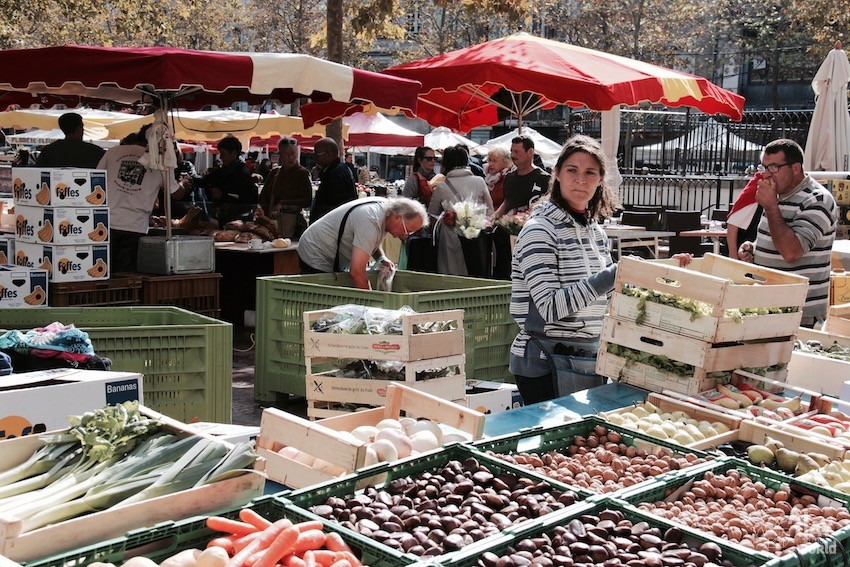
[601,391,743,449]
[774,397,850,450]
[303,308,465,361]
[257,383,485,489]
[596,345,719,396]
[687,418,847,462]
[786,327,850,397]
[306,354,466,409]
[0,406,265,562]
[612,254,807,342]
[826,303,850,337]
[601,317,796,372]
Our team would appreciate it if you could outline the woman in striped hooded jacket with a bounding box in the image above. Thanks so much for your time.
[509,135,621,404]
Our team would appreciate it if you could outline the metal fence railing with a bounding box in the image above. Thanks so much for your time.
[617,174,748,216]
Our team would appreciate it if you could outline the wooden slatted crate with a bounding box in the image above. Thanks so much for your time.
[611,254,807,342]
[787,327,850,397]
[257,383,485,489]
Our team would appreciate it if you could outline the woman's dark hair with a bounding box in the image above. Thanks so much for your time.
[413,146,434,171]
[441,145,470,173]
[548,135,620,220]
[217,136,243,154]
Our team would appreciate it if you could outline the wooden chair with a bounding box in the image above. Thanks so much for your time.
[665,210,704,256]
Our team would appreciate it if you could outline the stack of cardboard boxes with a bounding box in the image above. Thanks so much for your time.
[11,167,110,305]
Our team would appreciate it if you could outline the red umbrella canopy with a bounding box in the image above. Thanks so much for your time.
[383,33,745,132]
[0,45,420,120]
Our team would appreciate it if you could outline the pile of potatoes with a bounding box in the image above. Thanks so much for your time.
[638,469,850,555]
[309,457,580,557]
[488,425,711,493]
[477,509,735,567]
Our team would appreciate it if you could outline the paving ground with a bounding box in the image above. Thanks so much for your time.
[231,325,307,426]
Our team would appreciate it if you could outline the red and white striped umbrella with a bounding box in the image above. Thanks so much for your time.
[0,45,420,125]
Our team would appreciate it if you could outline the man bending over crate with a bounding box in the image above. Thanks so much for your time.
[297,197,428,289]
[738,139,838,327]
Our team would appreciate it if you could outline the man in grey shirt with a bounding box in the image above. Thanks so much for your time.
[298,197,428,289]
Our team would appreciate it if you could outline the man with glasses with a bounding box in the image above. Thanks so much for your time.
[297,197,428,290]
[738,139,838,326]
[258,137,312,237]
[309,137,357,223]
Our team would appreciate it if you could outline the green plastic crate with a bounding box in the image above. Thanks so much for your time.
[255,270,517,400]
[21,495,408,567]
[437,499,773,567]
[619,457,850,566]
[281,444,593,566]
[0,306,232,423]
[471,415,718,496]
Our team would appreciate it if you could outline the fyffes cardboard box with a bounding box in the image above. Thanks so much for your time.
[0,264,47,308]
[15,241,109,282]
[0,235,13,265]
[14,205,108,245]
[11,167,107,207]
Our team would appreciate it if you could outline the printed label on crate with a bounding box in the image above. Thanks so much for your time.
[53,207,109,244]
[16,241,109,282]
[0,264,48,308]
[105,379,142,405]
[14,205,53,243]
[12,167,108,207]
[0,235,13,265]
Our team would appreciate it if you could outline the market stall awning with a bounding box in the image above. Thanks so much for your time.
[381,33,745,132]
[6,128,118,148]
[0,107,144,131]
[0,45,421,126]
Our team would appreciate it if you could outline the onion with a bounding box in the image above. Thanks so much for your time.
[376,418,404,431]
[441,432,472,444]
[363,446,379,467]
[370,439,399,462]
[375,428,413,458]
[410,430,439,453]
[399,417,417,434]
[293,450,315,467]
[278,446,301,458]
[408,420,443,444]
[313,458,347,476]
[351,425,379,443]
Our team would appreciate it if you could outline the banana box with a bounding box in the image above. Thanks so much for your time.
[11,167,107,207]
[14,205,109,245]
[0,264,48,307]
[0,235,13,265]
[14,241,109,282]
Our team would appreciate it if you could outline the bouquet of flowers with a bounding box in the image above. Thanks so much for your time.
[494,210,531,235]
[441,199,492,239]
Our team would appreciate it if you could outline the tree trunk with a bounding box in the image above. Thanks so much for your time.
[326,0,344,150]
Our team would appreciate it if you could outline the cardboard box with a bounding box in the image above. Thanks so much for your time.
[0,235,13,265]
[823,179,850,207]
[11,167,107,207]
[0,265,47,308]
[831,270,850,306]
[0,369,143,440]
[15,241,109,282]
[14,205,109,245]
[466,379,523,414]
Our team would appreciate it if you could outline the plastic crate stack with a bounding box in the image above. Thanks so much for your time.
[302,307,467,419]
[596,254,809,396]
[10,167,115,307]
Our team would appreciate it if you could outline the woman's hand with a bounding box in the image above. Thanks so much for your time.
[672,253,694,267]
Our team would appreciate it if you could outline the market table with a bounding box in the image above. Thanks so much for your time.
[483,382,648,437]
[215,241,300,323]
[603,226,675,259]
[678,227,728,255]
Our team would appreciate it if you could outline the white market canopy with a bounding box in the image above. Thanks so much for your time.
[632,119,763,163]
[478,127,562,168]
[357,126,483,156]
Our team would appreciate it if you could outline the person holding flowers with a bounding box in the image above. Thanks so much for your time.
[428,144,494,276]
[510,135,620,403]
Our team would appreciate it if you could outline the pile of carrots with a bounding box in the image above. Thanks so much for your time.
[205,509,363,567]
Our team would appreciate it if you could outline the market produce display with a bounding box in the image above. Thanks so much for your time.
[711,434,832,475]
[151,213,283,242]
[310,305,457,335]
[604,401,732,445]
[0,402,257,532]
[797,460,850,494]
[308,456,580,557]
[697,383,802,420]
[794,338,850,361]
[477,509,736,567]
[486,425,711,493]
[325,359,458,382]
[635,468,850,556]
[790,413,850,440]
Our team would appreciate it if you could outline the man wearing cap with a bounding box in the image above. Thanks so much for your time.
[36,112,105,168]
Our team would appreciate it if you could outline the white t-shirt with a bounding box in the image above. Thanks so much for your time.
[97,145,178,234]
[298,198,387,272]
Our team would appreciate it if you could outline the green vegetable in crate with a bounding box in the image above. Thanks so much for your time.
[607,343,695,377]
[794,338,850,361]
[0,402,258,532]
[311,304,457,335]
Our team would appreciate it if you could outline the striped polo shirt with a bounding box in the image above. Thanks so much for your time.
[754,175,837,321]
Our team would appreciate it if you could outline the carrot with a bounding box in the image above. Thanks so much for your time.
[228,520,290,567]
[283,556,306,567]
[324,534,352,554]
[336,552,361,567]
[240,508,273,531]
[310,551,337,567]
[302,550,317,567]
[292,530,327,555]
[234,532,263,552]
[293,521,324,533]
[207,516,259,537]
[329,560,351,567]
[253,526,300,567]
[208,537,236,556]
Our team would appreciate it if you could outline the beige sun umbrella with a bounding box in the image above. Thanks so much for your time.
[0,107,144,132]
[804,41,850,171]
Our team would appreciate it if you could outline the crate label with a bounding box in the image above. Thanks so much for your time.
[372,341,401,352]
[0,265,48,308]
[105,379,142,405]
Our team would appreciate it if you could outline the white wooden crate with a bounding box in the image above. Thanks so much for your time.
[787,327,850,397]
